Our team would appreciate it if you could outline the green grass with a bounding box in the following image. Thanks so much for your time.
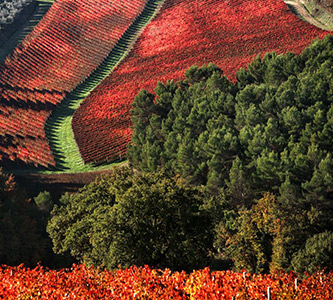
[44,92,127,174]
[43,0,166,174]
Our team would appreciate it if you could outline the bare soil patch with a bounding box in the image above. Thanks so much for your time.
[15,166,126,200]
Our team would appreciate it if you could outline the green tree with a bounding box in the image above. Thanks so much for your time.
[47,168,214,271]
[291,231,333,273]
[128,89,156,170]
[34,191,53,212]
[128,36,333,272]
[225,194,278,273]
[226,156,251,206]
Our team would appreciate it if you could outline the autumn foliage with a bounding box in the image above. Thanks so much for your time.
[0,0,331,168]
[72,0,331,164]
[0,0,147,167]
[0,264,332,299]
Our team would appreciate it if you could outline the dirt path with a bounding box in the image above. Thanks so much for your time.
[15,162,128,200]
[284,0,331,30]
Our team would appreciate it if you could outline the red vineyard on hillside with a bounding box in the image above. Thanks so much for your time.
[0,0,147,167]
[72,0,331,164]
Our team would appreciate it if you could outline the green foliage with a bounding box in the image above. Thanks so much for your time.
[224,194,278,273]
[129,35,333,206]
[47,167,214,271]
[291,231,333,273]
[34,191,53,212]
[128,35,333,272]
[47,175,116,263]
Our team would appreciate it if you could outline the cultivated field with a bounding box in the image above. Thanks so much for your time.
[0,0,331,171]
[0,0,147,168]
[72,0,330,164]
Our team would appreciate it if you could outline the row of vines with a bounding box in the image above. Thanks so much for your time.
[0,0,147,167]
[0,0,331,169]
[72,0,331,164]
[0,264,332,299]
[45,0,166,171]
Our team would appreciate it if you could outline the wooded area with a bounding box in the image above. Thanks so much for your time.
[45,36,333,273]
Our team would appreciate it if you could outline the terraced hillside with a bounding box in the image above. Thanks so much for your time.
[0,0,148,168]
[72,0,331,164]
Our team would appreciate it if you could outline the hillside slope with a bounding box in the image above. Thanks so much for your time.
[0,1,53,64]
[0,0,147,168]
[72,0,331,164]
[44,0,166,172]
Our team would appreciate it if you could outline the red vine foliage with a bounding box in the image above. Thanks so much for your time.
[0,264,332,299]
[0,0,147,167]
[72,0,331,164]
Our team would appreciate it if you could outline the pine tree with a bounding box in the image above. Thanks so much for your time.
[226,156,250,206]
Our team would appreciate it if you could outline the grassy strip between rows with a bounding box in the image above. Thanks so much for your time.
[0,0,54,64]
[44,0,166,173]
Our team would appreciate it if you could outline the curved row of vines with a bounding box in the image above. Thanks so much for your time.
[44,0,166,172]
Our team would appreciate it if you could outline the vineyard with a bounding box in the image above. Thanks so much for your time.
[0,0,331,171]
[45,0,166,171]
[0,0,332,294]
[0,264,332,299]
[0,0,147,168]
[72,0,331,164]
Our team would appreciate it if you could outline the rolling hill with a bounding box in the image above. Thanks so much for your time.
[0,0,147,168]
[72,0,331,165]
[0,0,331,171]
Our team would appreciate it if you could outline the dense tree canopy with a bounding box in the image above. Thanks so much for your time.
[47,167,214,271]
[128,35,333,203]
[128,35,333,272]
